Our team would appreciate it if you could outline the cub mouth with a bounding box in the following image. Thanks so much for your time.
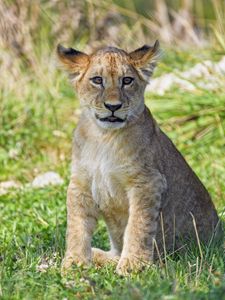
[96,114,125,123]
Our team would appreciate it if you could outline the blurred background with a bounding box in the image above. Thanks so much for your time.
[0,0,224,206]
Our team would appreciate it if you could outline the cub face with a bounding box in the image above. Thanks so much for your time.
[57,41,160,129]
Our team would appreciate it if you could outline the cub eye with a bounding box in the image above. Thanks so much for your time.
[122,77,134,85]
[90,76,103,85]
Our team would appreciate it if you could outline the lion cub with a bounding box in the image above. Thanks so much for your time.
[57,41,221,275]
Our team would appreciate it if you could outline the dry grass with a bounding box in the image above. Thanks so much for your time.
[0,0,224,78]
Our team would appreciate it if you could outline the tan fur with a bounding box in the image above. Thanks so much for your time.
[57,42,221,275]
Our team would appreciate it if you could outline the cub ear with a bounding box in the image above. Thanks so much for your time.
[129,40,160,81]
[57,44,89,74]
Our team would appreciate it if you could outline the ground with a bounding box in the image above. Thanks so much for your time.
[0,48,224,299]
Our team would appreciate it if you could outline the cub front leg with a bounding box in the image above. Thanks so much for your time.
[116,171,167,275]
[62,177,98,271]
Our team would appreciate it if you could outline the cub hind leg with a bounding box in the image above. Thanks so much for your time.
[92,212,127,266]
[92,248,119,266]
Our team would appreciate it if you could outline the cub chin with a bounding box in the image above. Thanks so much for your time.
[57,41,222,276]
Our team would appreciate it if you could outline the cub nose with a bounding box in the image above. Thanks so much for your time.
[104,103,122,112]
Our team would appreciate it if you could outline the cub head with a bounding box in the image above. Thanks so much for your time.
[57,41,160,129]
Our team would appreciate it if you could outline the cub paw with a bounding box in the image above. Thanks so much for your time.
[61,255,91,274]
[116,255,149,276]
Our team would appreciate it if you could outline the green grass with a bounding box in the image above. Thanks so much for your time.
[0,186,224,299]
[0,48,225,299]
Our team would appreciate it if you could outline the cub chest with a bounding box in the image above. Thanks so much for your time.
[79,140,129,210]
